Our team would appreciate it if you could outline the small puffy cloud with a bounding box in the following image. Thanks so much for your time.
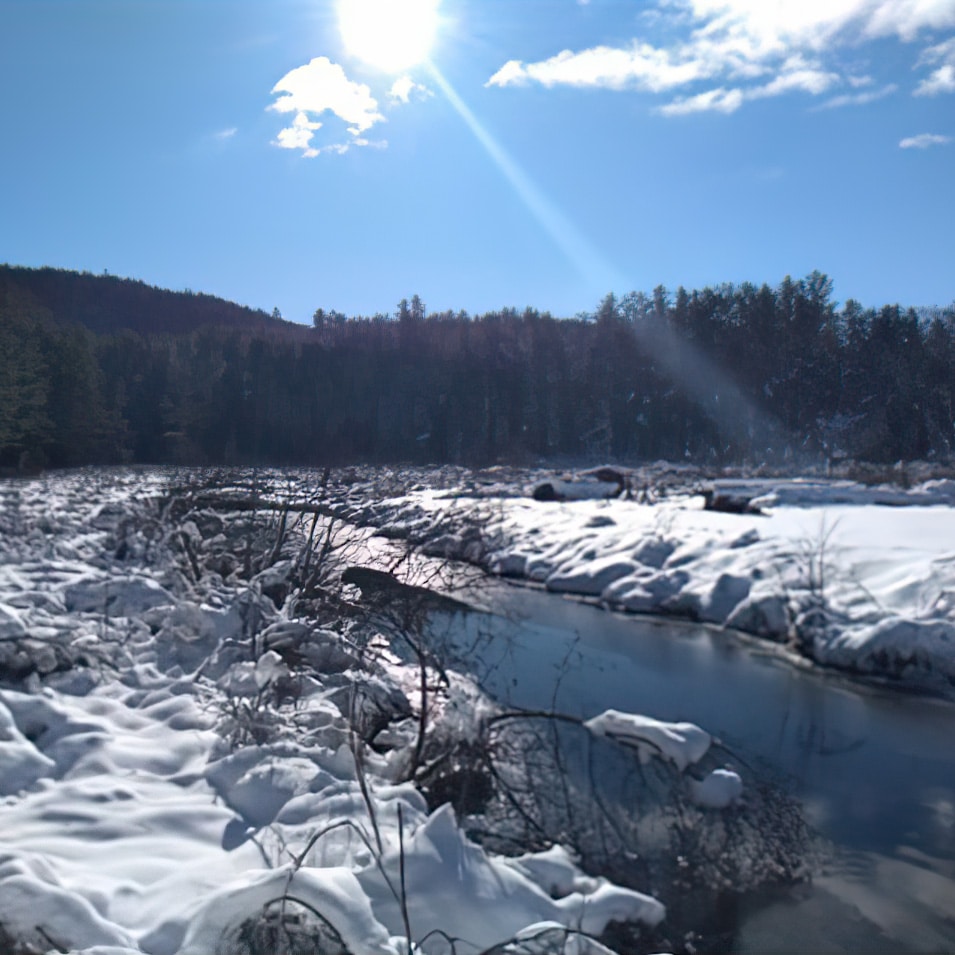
[487,0,955,116]
[273,112,323,157]
[899,132,952,149]
[388,75,434,104]
[269,57,384,157]
[915,38,955,95]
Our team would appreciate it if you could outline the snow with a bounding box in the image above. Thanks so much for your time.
[388,474,955,689]
[689,769,744,809]
[583,710,712,771]
[4,465,955,954]
[0,468,681,955]
[355,803,664,952]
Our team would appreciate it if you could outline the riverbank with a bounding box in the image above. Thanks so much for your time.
[347,469,955,695]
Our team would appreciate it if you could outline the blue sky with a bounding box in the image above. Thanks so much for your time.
[2,0,953,323]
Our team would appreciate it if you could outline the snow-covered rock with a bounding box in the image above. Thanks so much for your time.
[178,866,400,955]
[583,710,711,771]
[64,576,175,617]
[0,697,57,794]
[689,768,744,809]
[0,601,28,639]
[0,867,137,952]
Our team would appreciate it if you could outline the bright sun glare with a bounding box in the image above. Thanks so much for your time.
[338,0,440,73]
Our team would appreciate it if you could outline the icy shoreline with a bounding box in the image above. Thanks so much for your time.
[353,471,955,694]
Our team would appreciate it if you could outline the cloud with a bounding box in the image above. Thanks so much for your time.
[748,59,839,97]
[815,82,897,109]
[487,44,712,92]
[915,37,955,95]
[899,132,952,148]
[658,57,838,114]
[488,0,955,115]
[388,75,434,104]
[269,57,385,157]
[659,85,744,114]
[273,112,323,158]
[214,127,238,140]
[683,0,955,47]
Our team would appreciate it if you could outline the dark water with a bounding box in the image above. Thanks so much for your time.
[445,582,955,953]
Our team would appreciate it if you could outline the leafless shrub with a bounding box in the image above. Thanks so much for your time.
[215,896,350,955]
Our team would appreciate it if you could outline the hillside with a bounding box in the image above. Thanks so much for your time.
[0,264,286,337]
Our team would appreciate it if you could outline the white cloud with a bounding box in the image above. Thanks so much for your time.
[684,0,955,47]
[899,132,951,148]
[487,44,712,92]
[214,127,238,140]
[273,111,323,157]
[388,75,434,104]
[658,58,839,113]
[488,0,955,115]
[269,57,385,157]
[815,82,897,108]
[659,85,744,114]
[917,63,955,94]
[915,37,955,95]
[748,58,840,96]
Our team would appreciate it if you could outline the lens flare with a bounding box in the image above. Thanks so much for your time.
[338,0,440,73]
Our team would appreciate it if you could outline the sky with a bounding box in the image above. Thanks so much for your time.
[1,0,954,324]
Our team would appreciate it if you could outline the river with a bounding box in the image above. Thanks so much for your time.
[437,580,955,954]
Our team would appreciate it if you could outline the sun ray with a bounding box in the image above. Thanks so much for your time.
[427,64,626,293]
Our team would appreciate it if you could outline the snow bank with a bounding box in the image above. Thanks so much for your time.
[356,804,664,953]
[392,476,955,689]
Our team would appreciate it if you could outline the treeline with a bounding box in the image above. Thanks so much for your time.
[1,265,953,469]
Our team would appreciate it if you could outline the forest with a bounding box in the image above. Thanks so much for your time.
[2,263,954,469]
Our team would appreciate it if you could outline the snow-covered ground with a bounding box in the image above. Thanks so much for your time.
[364,472,955,692]
[2,465,954,955]
[0,468,745,955]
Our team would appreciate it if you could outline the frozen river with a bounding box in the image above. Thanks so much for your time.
[445,581,955,954]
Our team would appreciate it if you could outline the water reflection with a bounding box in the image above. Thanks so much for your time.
[438,582,955,953]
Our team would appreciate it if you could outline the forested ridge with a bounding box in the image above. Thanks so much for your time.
[2,264,953,469]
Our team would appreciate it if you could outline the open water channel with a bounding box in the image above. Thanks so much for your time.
[440,580,955,953]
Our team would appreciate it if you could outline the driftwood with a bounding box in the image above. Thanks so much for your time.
[701,488,763,515]
[341,566,472,615]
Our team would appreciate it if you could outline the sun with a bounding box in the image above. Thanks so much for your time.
[338,0,440,73]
